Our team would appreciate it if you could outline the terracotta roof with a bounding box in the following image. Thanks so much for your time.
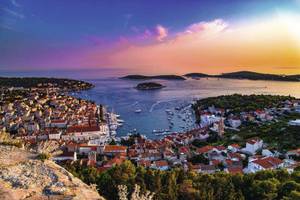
[229,144,241,149]
[197,145,214,154]
[211,159,221,166]
[227,166,243,174]
[252,157,283,169]
[288,148,300,154]
[228,153,243,160]
[215,146,226,151]
[105,157,125,166]
[200,164,216,171]
[103,145,127,153]
[247,137,262,145]
[67,125,100,133]
[154,160,168,167]
[138,160,151,167]
[179,146,189,154]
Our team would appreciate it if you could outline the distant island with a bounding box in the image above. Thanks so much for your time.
[184,71,300,82]
[135,82,165,90]
[121,74,186,80]
[0,77,94,91]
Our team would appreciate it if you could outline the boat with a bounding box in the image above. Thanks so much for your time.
[117,119,124,123]
[135,109,142,113]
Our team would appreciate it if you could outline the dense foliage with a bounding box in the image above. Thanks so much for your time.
[223,113,300,151]
[0,77,94,90]
[63,160,300,200]
[193,94,294,115]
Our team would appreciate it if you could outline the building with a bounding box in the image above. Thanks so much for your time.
[246,156,283,173]
[191,164,217,174]
[151,160,169,171]
[53,152,77,162]
[102,145,127,156]
[49,120,67,128]
[242,138,263,155]
[200,114,220,127]
[62,125,104,141]
[228,118,242,128]
[288,119,300,126]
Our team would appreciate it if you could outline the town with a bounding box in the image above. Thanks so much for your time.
[1,83,300,177]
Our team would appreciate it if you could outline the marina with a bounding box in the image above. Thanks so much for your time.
[73,77,300,139]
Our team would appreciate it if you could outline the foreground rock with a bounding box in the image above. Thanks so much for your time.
[0,145,104,200]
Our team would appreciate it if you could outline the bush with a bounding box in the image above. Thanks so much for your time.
[37,153,51,161]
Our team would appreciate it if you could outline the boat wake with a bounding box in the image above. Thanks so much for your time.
[149,99,178,112]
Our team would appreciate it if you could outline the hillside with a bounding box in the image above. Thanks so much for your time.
[0,77,94,91]
[0,145,104,200]
[121,74,186,80]
[219,71,299,81]
[184,71,300,81]
[184,73,210,78]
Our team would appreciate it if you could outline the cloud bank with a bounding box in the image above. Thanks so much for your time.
[83,14,300,75]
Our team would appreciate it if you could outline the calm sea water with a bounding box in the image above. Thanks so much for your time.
[73,77,300,138]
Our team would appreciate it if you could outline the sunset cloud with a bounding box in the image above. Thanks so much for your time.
[155,25,168,41]
[84,14,300,75]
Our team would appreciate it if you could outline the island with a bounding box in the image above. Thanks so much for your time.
[0,77,94,91]
[184,71,300,82]
[135,82,165,90]
[121,74,186,80]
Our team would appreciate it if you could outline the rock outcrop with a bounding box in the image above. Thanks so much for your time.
[0,145,105,200]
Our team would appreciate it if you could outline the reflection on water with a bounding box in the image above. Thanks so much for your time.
[73,77,300,138]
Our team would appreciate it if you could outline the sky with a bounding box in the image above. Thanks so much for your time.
[1,0,300,75]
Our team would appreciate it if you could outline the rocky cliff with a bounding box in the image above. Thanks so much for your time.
[0,145,105,200]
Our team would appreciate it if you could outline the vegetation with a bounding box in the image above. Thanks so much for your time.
[136,82,165,90]
[193,94,294,115]
[222,112,300,151]
[188,154,209,165]
[121,75,186,80]
[37,152,51,162]
[184,71,300,82]
[0,77,94,91]
[184,73,210,78]
[219,71,300,82]
[0,131,23,148]
[63,160,300,200]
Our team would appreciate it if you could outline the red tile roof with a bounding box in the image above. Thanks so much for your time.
[197,145,214,154]
[252,157,283,169]
[137,160,151,167]
[229,144,241,149]
[154,160,168,167]
[103,145,127,153]
[227,166,243,174]
[67,125,100,133]
[215,146,226,151]
[179,146,189,154]
[247,137,261,145]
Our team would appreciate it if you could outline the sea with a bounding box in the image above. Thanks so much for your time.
[72,77,300,139]
[3,69,300,139]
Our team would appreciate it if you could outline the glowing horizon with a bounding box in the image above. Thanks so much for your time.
[1,0,300,75]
